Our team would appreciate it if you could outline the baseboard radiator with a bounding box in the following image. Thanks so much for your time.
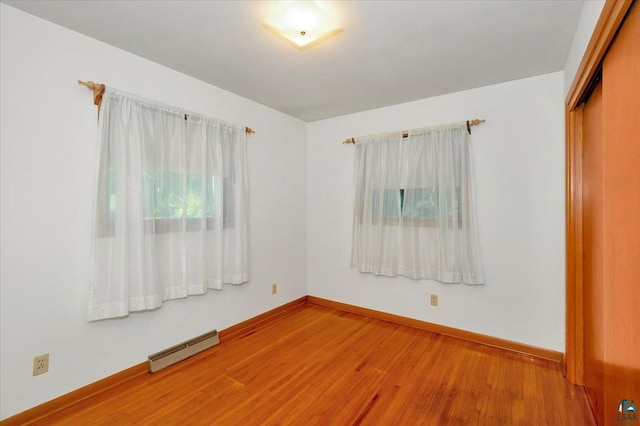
[148,329,220,373]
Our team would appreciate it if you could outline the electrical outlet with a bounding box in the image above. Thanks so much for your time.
[430,294,439,307]
[33,354,49,376]
[272,283,278,295]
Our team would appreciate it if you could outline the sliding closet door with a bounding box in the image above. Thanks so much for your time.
[579,2,640,425]
[599,0,640,421]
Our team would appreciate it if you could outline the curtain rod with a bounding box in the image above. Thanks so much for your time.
[342,119,485,144]
[77,80,256,134]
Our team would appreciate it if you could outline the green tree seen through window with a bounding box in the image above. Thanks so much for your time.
[108,169,220,221]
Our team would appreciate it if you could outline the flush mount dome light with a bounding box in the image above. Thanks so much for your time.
[263,0,342,48]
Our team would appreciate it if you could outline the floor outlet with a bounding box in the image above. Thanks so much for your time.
[33,353,49,376]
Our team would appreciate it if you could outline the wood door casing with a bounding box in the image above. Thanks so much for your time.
[581,82,605,426]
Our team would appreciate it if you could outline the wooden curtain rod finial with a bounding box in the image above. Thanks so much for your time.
[78,79,106,109]
[245,127,255,134]
[77,80,99,90]
[466,118,485,134]
[342,137,355,144]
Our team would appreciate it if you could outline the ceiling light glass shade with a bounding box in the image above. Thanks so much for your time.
[264,1,341,48]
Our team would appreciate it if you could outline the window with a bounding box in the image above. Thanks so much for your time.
[89,88,249,321]
[351,124,483,284]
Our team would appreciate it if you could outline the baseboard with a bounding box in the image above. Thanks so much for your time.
[0,362,148,426]
[0,296,308,425]
[219,296,308,342]
[307,295,564,364]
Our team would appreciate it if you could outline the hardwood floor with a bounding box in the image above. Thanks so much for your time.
[35,304,594,425]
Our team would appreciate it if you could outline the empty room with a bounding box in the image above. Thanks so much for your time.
[0,1,638,425]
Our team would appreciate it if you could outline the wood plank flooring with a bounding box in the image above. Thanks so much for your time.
[35,304,595,425]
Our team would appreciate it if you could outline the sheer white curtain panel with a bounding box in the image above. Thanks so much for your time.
[351,123,483,284]
[88,88,248,321]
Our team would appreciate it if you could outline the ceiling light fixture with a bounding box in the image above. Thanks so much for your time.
[263,0,342,49]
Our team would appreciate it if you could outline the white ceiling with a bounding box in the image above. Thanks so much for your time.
[4,0,584,122]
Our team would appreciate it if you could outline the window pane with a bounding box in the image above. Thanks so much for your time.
[403,188,438,220]
[108,170,219,221]
[403,187,461,222]
[367,187,461,223]
[371,189,401,219]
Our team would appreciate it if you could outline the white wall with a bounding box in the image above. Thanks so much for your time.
[0,5,307,419]
[307,72,566,352]
[564,0,605,95]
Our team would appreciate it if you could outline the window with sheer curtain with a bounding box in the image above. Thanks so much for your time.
[351,123,484,284]
[88,88,249,321]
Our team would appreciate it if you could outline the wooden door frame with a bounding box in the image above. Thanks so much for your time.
[564,0,632,385]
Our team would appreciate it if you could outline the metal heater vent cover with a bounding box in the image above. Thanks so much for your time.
[148,329,219,373]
